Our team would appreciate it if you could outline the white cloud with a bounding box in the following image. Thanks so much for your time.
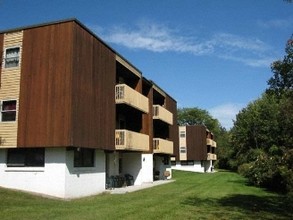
[213,33,269,52]
[209,103,245,130]
[257,18,293,29]
[93,21,275,67]
[218,54,274,67]
[103,23,214,55]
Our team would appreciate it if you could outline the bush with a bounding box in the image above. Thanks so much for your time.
[238,149,293,194]
[238,163,252,177]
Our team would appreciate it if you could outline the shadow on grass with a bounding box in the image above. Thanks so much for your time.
[182,194,293,219]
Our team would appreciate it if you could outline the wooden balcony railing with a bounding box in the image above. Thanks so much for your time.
[115,129,149,151]
[153,105,173,125]
[153,138,173,154]
[206,138,217,147]
[115,84,149,113]
[207,153,217,160]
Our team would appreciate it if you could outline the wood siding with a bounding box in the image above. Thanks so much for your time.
[18,21,116,149]
[165,95,179,157]
[186,126,206,161]
[3,19,176,152]
[0,31,23,148]
[71,22,116,150]
[0,34,3,85]
[142,79,153,153]
[17,23,73,147]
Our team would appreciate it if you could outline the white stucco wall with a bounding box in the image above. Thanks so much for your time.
[0,148,66,197]
[153,155,172,180]
[64,149,106,198]
[141,154,153,183]
[121,152,153,185]
[172,160,206,173]
[0,148,106,199]
[122,152,141,185]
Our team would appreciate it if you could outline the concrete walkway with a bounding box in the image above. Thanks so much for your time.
[107,179,175,194]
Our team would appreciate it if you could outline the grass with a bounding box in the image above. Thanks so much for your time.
[0,170,292,220]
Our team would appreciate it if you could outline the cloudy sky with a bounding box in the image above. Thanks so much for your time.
[1,0,292,129]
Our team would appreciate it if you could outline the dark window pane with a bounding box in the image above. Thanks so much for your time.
[74,149,83,167]
[7,148,44,167]
[74,148,95,167]
[26,148,45,167]
[2,100,16,111]
[7,149,25,167]
[5,58,19,68]
[5,48,20,68]
[2,112,16,121]
[1,100,17,122]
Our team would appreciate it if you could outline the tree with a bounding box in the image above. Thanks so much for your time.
[267,35,293,97]
[177,107,221,132]
[229,35,293,194]
[230,94,280,166]
[267,34,293,148]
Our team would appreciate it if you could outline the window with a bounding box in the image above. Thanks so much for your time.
[180,131,186,138]
[74,148,95,167]
[180,146,186,153]
[5,47,20,68]
[7,148,45,167]
[163,156,169,165]
[1,100,17,122]
[181,160,194,166]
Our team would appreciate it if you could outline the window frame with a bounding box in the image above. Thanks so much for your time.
[4,46,20,68]
[1,99,17,122]
[180,146,186,153]
[6,148,45,167]
[181,160,194,166]
[74,148,95,168]
[179,131,186,138]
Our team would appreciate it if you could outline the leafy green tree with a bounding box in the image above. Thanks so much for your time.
[177,107,219,128]
[267,35,293,97]
[230,35,293,194]
[231,94,280,159]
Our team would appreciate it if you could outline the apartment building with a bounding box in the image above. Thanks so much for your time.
[172,125,217,173]
[0,19,178,198]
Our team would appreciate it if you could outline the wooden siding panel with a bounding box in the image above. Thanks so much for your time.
[142,81,153,153]
[0,34,3,85]
[165,95,179,157]
[17,22,73,147]
[186,126,206,161]
[0,31,23,148]
[71,23,116,149]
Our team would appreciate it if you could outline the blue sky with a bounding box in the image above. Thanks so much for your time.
[1,0,292,129]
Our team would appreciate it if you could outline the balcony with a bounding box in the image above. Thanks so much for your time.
[153,105,173,125]
[153,138,173,155]
[206,138,217,147]
[207,153,217,160]
[115,84,149,113]
[212,140,217,147]
[115,129,149,151]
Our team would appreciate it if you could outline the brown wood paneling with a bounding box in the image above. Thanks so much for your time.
[17,22,74,147]
[186,126,206,160]
[165,95,179,157]
[0,34,3,86]
[142,79,153,153]
[71,22,116,150]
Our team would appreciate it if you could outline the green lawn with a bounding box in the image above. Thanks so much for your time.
[0,170,292,220]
